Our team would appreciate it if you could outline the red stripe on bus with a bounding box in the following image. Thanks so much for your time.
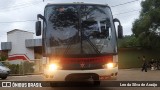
[51,56,113,64]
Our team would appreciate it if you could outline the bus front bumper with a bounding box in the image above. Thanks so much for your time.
[43,67,118,81]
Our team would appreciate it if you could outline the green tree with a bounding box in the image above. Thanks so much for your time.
[132,0,160,48]
[118,35,139,48]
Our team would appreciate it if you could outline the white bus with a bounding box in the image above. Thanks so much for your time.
[35,1,123,86]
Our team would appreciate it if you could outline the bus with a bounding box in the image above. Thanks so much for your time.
[35,1,123,86]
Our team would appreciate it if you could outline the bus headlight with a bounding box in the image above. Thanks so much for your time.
[103,63,117,69]
[48,64,62,72]
[49,64,58,71]
[107,63,114,68]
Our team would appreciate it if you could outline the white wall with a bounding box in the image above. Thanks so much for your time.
[7,30,35,60]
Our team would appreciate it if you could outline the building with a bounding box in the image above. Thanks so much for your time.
[1,29,42,61]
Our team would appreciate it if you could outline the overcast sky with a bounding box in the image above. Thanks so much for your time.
[0,0,142,49]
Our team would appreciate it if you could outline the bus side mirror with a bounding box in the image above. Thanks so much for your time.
[35,21,41,36]
[35,14,46,36]
[113,18,123,39]
[118,25,123,39]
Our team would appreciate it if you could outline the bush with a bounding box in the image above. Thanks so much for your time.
[8,64,22,74]
[7,61,35,75]
[23,62,34,74]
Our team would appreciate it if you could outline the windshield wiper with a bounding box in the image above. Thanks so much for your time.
[82,34,101,54]
[64,34,101,54]
[64,35,79,54]
[64,39,73,55]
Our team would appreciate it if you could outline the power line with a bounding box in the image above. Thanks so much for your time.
[0,0,40,10]
[115,13,139,17]
[113,13,140,22]
[0,20,36,23]
[0,0,139,11]
[0,1,43,12]
[0,9,141,23]
[113,9,141,16]
[0,1,142,23]
[111,0,139,7]
[0,0,139,12]
[0,34,7,37]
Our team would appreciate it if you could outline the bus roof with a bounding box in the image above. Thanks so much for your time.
[46,2,109,7]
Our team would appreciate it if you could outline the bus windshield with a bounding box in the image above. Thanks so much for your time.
[44,4,117,56]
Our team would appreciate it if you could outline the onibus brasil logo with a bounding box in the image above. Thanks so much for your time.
[1,82,42,87]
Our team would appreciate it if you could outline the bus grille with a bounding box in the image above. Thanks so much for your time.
[60,56,113,70]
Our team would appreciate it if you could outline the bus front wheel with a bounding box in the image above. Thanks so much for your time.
[93,80,101,86]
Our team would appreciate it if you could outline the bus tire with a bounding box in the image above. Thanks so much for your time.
[93,80,100,86]
[1,76,7,80]
[50,82,58,87]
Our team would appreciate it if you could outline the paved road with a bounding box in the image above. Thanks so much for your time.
[0,69,160,90]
